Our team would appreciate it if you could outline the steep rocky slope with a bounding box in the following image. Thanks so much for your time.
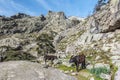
[0,0,120,80]
[55,0,120,67]
[0,11,81,60]
[0,11,77,35]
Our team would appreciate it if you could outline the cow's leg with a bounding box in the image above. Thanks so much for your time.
[81,62,84,69]
[75,63,79,72]
[44,58,47,65]
[0,54,4,62]
[83,60,86,69]
[74,62,77,72]
[51,59,54,67]
[82,61,86,69]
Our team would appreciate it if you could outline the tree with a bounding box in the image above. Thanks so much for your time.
[93,0,107,13]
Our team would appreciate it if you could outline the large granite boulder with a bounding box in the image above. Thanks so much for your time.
[0,61,77,80]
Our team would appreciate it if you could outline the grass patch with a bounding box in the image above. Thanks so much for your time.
[76,69,91,80]
[77,74,88,80]
[94,76,103,80]
[57,64,76,72]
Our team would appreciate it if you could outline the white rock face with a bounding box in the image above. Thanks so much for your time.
[0,61,77,80]
[75,32,105,45]
[110,0,120,13]
[23,43,39,57]
[68,16,85,21]
[66,44,76,54]
[0,37,21,49]
[115,67,120,80]
[90,77,94,80]
[100,73,111,80]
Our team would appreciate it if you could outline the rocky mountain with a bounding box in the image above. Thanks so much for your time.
[0,0,120,80]
[56,0,120,66]
[0,11,77,35]
[0,61,77,80]
[0,10,82,59]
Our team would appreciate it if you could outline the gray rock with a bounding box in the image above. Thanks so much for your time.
[76,0,120,33]
[100,73,111,80]
[0,11,76,35]
[0,37,21,49]
[114,67,120,80]
[90,77,94,80]
[23,43,39,57]
[11,13,30,19]
[0,61,77,80]
[71,72,77,76]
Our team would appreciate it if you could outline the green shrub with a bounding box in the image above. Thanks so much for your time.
[36,33,53,41]
[94,76,103,80]
[2,50,36,61]
[36,33,56,55]
[90,67,110,77]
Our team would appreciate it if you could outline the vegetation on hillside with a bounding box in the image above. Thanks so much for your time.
[36,32,56,56]
[94,0,108,13]
[0,46,36,61]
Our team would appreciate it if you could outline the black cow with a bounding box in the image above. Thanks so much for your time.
[69,54,86,72]
[44,54,58,65]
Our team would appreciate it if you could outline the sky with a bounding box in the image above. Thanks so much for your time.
[0,0,98,18]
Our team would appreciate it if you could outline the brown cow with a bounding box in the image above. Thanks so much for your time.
[44,54,58,65]
[69,54,86,72]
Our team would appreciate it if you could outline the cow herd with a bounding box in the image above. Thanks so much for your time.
[44,54,86,72]
[0,52,86,72]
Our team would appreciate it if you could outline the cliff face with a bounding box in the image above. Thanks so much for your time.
[74,0,120,34]
[0,11,76,35]
[0,11,81,61]
[0,0,120,64]
[0,0,120,80]
[94,0,120,32]
[0,0,120,61]
[54,0,120,67]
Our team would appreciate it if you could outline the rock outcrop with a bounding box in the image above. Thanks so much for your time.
[0,61,77,80]
[0,0,120,79]
[0,37,22,49]
[59,0,120,51]
[115,67,120,80]
[11,13,31,19]
[0,11,76,35]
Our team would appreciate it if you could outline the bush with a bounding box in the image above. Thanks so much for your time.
[93,0,108,13]
[36,33,56,55]
[90,67,110,77]
[1,50,36,61]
